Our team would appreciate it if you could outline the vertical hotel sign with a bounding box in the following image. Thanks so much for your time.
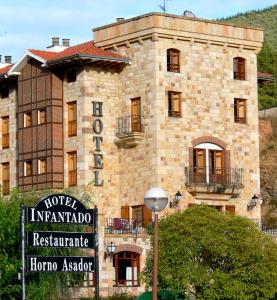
[20,194,99,300]
[92,101,104,186]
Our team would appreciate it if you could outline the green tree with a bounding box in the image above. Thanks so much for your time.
[143,205,277,300]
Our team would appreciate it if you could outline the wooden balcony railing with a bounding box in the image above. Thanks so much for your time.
[68,120,77,136]
[68,170,77,186]
[2,133,9,149]
[2,180,10,195]
[105,218,152,234]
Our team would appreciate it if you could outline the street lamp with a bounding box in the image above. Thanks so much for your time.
[144,187,168,300]
[105,242,116,261]
[170,191,182,208]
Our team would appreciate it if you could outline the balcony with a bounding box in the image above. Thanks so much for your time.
[105,218,152,235]
[185,166,244,198]
[115,115,143,147]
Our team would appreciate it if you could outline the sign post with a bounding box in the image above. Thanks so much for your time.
[21,194,99,299]
[20,204,26,300]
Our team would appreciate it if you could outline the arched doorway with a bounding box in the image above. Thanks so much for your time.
[113,251,140,287]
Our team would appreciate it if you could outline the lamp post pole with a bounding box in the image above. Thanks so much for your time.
[144,187,168,300]
[153,212,159,300]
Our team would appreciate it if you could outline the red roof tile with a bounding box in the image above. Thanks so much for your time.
[257,72,273,78]
[29,41,127,64]
[0,64,12,75]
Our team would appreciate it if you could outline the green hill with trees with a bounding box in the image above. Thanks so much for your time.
[220,5,277,110]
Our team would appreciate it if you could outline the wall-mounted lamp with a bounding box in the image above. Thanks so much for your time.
[170,191,182,208]
[247,194,263,211]
[104,242,116,261]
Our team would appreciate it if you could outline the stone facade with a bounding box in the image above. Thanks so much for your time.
[0,12,264,297]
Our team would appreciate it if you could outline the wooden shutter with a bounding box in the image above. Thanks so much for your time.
[68,102,77,136]
[121,206,129,219]
[225,205,235,214]
[131,98,141,132]
[2,117,9,148]
[142,205,152,226]
[168,92,181,117]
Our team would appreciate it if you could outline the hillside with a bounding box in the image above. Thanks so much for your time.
[220,5,277,110]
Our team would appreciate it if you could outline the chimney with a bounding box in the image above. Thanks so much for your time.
[62,38,70,47]
[52,37,60,46]
[116,17,125,22]
[5,56,12,64]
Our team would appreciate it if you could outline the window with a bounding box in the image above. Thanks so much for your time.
[38,109,46,125]
[225,205,235,214]
[168,91,181,117]
[131,98,141,132]
[2,163,10,195]
[24,112,32,128]
[68,102,77,136]
[0,84,9,99]
[132,205,152,227]
[113,252,140,287]
[67,70,77,83]
[68,151,77,186]
[24,161,32,177]
[38,159,46,174]
[167,48,180,72]
[234,98,246,123]
[233,57,246,80]
[2,116,9,149]
[193,143,224,184]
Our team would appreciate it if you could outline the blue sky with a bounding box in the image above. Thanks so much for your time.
[0,0,276,62]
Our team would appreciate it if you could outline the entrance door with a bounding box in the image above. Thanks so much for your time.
[209,150,224,184]
[131,98,141,132]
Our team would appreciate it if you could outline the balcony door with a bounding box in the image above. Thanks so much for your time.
[194,143,224,184]
[131,98,141,132]
[209,150,224,184]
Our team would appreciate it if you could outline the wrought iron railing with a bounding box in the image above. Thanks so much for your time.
[185,166,244,188]
[105,218,152,234]
[116,115,142,137]
[251,219,277,236]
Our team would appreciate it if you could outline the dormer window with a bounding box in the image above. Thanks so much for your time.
[233,57,246,80]
[167,49,180,73]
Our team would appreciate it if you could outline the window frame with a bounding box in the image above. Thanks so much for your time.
[68,151,77,186]
[2,162,10,195]
[168,91,182,117]
[38,158,46,175]
[234,98,247,124]
[113,251,140,287]
[233,57,246,80]
[23,160,32,177]
[24,111,32,128]
[38,109,46,125]
[68,101,77,137]
[167,48,180,73]
[2,116,9,149]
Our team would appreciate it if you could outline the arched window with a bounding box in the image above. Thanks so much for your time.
[113,251,140,287]
[193,143,224,184]
[167,48,180,72]
[233,57,246,80]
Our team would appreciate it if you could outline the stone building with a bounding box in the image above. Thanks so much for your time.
[0,12,263,296]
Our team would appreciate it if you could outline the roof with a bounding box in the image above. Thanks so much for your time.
[0,64,12,76]
[29,40,128,65]
[257,72,274,81]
